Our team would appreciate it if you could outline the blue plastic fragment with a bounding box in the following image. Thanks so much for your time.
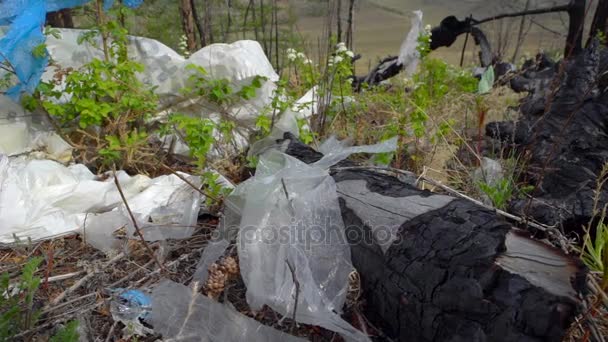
[0,0,143,100]
[111,288,152,320]
[119,289,152,309]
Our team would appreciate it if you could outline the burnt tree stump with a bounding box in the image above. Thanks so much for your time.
[283,134,586,342]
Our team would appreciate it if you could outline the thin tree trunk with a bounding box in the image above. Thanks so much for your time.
[243,0,253,39]
[565,0,586,57]
[274,0,280,68]
[512,0,532,63]
[223,0,232,42]
[268,0,274,64]
[192,0,207,47]
[337,0,343,42]
[260,0,268,55]
[588,0,608,45]
[179,0,197,51]
[204,0,214,44]
[60,9,74,28]
[346,0,355,51]
[251,0,260,42]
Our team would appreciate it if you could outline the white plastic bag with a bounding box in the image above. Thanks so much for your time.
[398,10,424,76]
[223,136,397,342]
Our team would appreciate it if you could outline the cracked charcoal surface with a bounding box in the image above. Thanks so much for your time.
[282,135,585,342]
[488,40,608,231]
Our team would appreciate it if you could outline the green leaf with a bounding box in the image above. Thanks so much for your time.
[32,44,48,59]
[478,66,495,95]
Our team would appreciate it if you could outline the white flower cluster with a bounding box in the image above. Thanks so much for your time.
[178,34,190,57]
[286,48,312,64]
[424,24,433,43]
[329,42,355,66]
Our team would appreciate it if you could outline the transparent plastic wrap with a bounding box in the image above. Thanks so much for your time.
[150,280,305,342]
[398,10,424,76]
[122,172,202,241]
[223,136,397,342]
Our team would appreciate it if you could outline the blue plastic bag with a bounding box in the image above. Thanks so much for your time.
[0,0,143,100]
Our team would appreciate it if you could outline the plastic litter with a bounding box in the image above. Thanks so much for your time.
[473,157,505,206]
[109,288,153,337]
[0,1,143,99]
[214,135,396,342]
[0,154,208,244]
[1,28,266,243]
[121,172,202,242]
[150,279,306,342]
[40,30,278,157]
[0,121,72,161]
[110,289,152,321]
[398,10,424,76]
[82,212,128,255]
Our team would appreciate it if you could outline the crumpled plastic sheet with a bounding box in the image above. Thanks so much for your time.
[398,10,423,76]
[43,29,278,124]
[199,135,397,342]
[0,0,143,98]
[150,280,306,342]
[0,121,73,162]
[0,155,203,244]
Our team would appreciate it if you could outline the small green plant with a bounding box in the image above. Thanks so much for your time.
[202,171,232,209]
[297,118,315,145]
[26,11,159,173]
[581,212,608,281]
[169,114,216,169]
[50,320,80,342]
[0,257,43,339]
[478,178,515,210]
[579,163,608,288]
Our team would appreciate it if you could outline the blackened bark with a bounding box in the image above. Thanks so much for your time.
[282,134,586,342]
[565,0,586,57]
[588,0,608,46]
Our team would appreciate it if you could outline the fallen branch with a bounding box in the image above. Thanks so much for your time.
[45,252,124,309]
[113,169,165,272]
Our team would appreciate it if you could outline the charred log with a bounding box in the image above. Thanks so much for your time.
[488,40,608,231]
[282,133,586,342]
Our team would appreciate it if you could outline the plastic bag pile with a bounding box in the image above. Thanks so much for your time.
[0,27,281,244]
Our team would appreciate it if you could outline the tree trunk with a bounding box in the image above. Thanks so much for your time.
[565,0,586,57]
[204,0,214,44]
[588,0,608,45]
[223,0,232,43]
[60,9,74,28]
[260,0,268,56]
[511,0,532,63]
[192,0,207,47]
[179,0,197,51]
[45,9,74,28]
[346,0,355,51]
[250,0,259,43]
[283,134,587,342]
[273,0,279,69]
[337,0,343,43]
